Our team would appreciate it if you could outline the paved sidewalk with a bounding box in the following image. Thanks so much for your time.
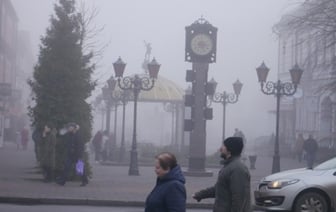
[0,141,305,208]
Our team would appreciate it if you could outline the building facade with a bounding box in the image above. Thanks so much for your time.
[0,0,18,146]
[0,0,17,85]
[275,1,336,157]
[0,0,33,144]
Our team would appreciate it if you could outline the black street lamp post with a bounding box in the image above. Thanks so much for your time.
[208,78,243,141]
[113,57,160,176]
[256,62,303,174]
[118,90,130,163]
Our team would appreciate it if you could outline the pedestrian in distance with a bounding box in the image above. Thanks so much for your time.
[15,131,21,150]
[233,128,247,157]
[101,130,109,162]
[192,137,251,212]
[233,128,246,145]
[294,133,305,162]
[40,123,56,182]
[303,134,318,169]
[21,127,29,150]
[145,152,186,212]
[32,127,43,163]
[74,124,89,186]
[92,130,103,163]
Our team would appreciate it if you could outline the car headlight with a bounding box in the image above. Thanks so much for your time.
[267,179,299,189]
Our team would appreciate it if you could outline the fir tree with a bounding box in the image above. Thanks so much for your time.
[29,0,96,176]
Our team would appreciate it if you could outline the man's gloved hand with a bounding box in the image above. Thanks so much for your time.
[192,193,202,202]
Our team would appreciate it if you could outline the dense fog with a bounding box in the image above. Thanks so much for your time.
[11,0,301,154]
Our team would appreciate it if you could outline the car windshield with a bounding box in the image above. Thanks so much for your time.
[314,157,336,170]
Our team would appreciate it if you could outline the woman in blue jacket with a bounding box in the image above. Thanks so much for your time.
[145,152,186,212]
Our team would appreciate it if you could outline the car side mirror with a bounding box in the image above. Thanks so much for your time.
[333,172,336,176]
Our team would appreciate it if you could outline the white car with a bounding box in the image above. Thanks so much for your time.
[254,157,336,211]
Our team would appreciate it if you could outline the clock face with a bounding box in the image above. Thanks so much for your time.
[190,34,213,56]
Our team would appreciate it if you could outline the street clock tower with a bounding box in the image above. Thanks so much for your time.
[184,18,217,177]
[185,18,217,63]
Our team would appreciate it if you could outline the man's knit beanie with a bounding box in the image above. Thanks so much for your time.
[223,137,244,156]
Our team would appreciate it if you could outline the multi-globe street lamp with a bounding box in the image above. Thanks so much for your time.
[107,77,131,163]
[112,57,160,176]
[104,78,131,162]
[117,90,131,163]
[208,78,243,141]
[256,62,303,174]
[103,83,125,160]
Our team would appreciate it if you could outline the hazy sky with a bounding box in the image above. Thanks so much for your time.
[12,0,302,153]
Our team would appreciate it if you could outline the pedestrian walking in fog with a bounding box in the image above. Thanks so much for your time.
[73,124,89,186]
[303,134,318,169]
[233,128,246,144]
[56,123,88,186]
[233,128,247,157]
[101,130,109,161]
[32,127,43,162]
[92,130,103,163]
[40,123,56,182]
[193,137,251,212]
[21,127,29,150]
[15,131,21,150]
[145,152,186,212]
[294,133,305,162]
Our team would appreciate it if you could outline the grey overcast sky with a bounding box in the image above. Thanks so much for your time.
[12,0,302,152]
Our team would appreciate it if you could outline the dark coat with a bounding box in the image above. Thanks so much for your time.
[303,138,318,154]
[194,156,251,212]
[145,165,186,212]
[64,131,83,162]
[40,131,56,168]
[92,131,103,150]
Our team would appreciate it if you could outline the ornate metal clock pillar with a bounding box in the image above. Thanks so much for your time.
[184,17,217,176]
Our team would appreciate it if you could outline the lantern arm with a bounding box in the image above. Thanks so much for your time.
[225,92,239,104]
[260,80,298,97]
[211,92,224,103]
[211,91,239,105]
[117,76,133,90]
[281,81,297,96]
[138,75,155,91]
[260,81,277,95]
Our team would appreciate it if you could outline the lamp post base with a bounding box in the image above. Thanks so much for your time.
[184,157,213,177]
[272,154,280,174]
[128,150,139,176]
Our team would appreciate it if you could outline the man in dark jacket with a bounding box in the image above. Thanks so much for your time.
[193,137,251,212]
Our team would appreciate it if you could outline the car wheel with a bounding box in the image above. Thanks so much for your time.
[293,191,328,212]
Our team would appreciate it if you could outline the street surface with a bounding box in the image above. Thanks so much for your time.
[0,141,305,210]
[0,204,211,212]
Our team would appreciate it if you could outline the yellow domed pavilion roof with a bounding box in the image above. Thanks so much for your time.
[138,75,184,102]
[112,74,184,103]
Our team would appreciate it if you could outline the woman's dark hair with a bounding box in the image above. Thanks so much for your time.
[155,152,177,171]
